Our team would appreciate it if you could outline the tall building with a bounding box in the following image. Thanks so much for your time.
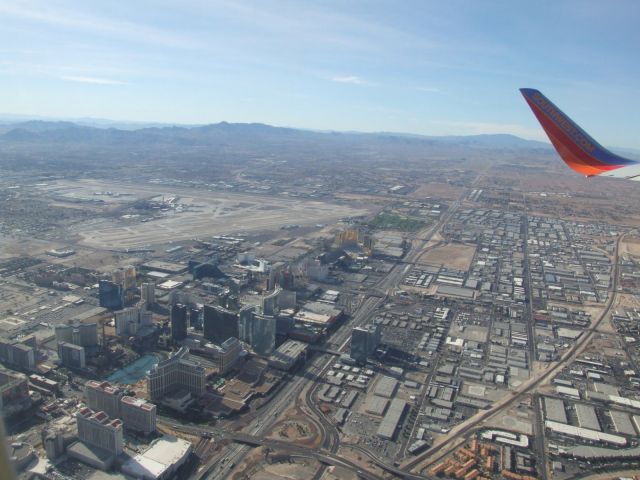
[189,306,202,330]
[76,407,124,455]
[267,262,293,290]
[114,303,152,337]
[99,280,124,310]
[54,324,74,343]
[261,288,281,316]
[58,342,86,369]
[0,338,36,370]
[252,314,276,356]
[84,381,156,435]
[140,282,156,306]
[238,307,275,356]
[73,323,98,347]
[203,304,238,343]
[120,396,156,435]
[238,305,255,341]
[170,304,188,342]
[42,429,66,460]
[350,324,381,364]
[85,381,123,419]
[0,369,30,412]
[112,266,137,291]
[147,347,205,401]
[55,323,98,348]
[209,337,242,374]
[114,307,139,336]
[278,290,297,309]
[306,259,329,282]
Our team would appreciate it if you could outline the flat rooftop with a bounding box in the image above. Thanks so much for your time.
[140,261,188,274]
[122,435,191,479]
[67,441,115,465]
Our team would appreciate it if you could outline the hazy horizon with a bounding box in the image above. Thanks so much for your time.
[1,1,640,148]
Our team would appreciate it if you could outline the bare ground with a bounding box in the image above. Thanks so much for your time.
[415,242,476,271]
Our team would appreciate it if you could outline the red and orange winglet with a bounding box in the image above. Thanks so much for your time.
[520,88,635,176]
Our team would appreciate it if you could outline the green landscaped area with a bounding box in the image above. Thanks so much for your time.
[369,212,429,232]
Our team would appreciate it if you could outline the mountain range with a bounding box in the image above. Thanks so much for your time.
[0,119,551,151]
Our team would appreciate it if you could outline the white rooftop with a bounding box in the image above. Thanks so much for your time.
[122,435,191,480]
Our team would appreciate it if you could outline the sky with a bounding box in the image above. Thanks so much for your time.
[1,0,640,147]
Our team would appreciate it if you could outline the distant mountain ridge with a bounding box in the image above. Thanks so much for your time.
[0,119,552,150]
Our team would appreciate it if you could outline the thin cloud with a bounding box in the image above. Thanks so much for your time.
[331,75,370,85]
[0,2,200,49]
[60,75,126,85]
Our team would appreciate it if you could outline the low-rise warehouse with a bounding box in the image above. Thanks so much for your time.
[374,376,398,399]
[377,398,407,440]
[561,444,640,460]
[575,403,601,431]
[609,410,636,436]
[365,397,389,416]
[544,397,567,424]
[545,420,627,446]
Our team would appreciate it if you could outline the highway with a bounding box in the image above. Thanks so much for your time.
[523,211,548,480]
[163,416,425,480]
[532,393,549,480]
[197,359,322,479]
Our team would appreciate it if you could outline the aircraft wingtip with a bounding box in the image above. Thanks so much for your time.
[519,88,540,97]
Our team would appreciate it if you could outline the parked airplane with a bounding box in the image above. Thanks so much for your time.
[520,88,640,181]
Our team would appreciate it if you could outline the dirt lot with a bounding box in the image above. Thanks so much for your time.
[410,182,464,200]
[231,446,321,480]
[585,333,627,360]
[477,165,640,225]
[620,236,640,257]
[265,407,322,449]
[416,242,476,271]
[615,293,640,310]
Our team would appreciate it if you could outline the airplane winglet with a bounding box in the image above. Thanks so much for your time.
[520,88,636,176]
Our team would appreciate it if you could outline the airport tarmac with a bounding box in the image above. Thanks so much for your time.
[37,180,370,249]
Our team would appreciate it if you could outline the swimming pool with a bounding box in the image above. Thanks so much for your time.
[107,354,159,384]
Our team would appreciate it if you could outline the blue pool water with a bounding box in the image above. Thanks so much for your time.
[107,354,159,384]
